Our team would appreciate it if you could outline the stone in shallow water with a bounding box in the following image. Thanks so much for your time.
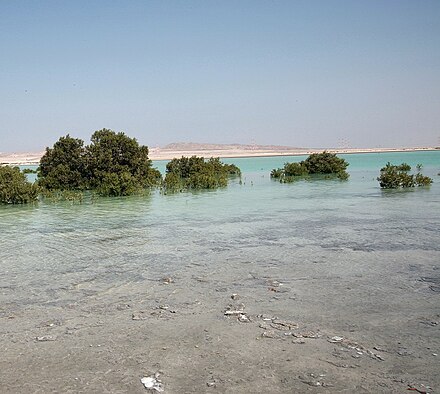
[36,335,56,342]
[238,314,250,323]
[140,373,164,392]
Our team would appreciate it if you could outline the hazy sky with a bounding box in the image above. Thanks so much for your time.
[1,0,439,151]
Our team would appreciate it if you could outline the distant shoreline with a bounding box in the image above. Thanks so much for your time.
[149,146,438,161]
[0,146,438,165]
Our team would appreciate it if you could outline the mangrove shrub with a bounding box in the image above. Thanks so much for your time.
[378,163,432,188]
[86,129,161,196]
[271,151,349,182]
[164,156,241,191]
[38,135,87,190]
[0,166,39,204]
[38,129,161,196]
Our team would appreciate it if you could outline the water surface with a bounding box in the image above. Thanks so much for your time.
[1,151,439,393]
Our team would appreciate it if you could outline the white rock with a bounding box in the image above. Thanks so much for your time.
[141,375,164,392]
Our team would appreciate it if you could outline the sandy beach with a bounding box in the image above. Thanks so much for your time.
[0,145,437,165]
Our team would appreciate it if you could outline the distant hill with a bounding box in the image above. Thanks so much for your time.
[162,142,306,151]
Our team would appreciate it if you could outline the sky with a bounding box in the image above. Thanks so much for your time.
[1,0,439,151]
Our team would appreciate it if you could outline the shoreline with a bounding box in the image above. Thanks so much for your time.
[0,146,437,165]
[149,146,439,162]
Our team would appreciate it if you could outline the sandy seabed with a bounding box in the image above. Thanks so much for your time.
[1,246,439,393]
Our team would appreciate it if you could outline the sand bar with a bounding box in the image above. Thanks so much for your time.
[0,145,437,165]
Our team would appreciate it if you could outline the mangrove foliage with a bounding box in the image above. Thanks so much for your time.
[164,156,241,191]
[271,151,349,182]
[0,165,39,204]
[377,162,432,188]
[38,129,161,196]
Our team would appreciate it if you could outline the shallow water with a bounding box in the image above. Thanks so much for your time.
[1,151,439,393]
[5,151,438,305]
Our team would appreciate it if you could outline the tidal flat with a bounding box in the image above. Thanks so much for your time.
[1,151,439,393]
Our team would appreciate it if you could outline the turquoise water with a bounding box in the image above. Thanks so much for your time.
[2,150,439,305]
